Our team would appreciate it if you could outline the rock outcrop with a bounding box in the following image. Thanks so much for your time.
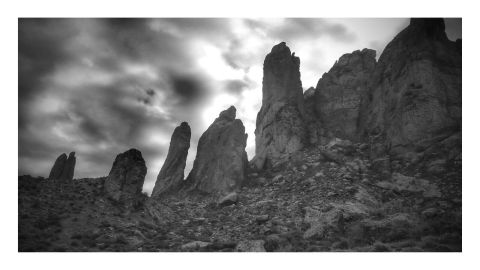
[184,106,248,195]
[151,122,191,198]
[252,42,307,170]
[104,148,147,207]
[48,152,76,181]
[303,87,322,145]
[313,49,376,141]
[19,18,462,253]
[358,18,462,161]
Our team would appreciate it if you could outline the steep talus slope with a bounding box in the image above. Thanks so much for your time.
[19,176,158,252]
[19,138,461,251]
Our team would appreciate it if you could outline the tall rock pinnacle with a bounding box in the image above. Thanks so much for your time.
[252,42,307,170]
[104,148,147,208]
[184,106,248,195]
[48,151,76,181]
[151,122,191,198]
[359,18,461,159]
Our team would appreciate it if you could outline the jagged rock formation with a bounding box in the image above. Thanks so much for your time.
[18,18,461,253]
[48,152,76,181]
[151,122,191,198]
[313,49,376,141]
[303,87,321,145]
[359,18,462,163]
[104,149,147,207]
[252,42,307,170]
[184,106,248,195]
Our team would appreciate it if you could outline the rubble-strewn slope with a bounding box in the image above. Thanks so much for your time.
[19,139,461,251]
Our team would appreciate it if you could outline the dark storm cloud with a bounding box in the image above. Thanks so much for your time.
[225,79,250,95]
[67,83,173,145]
[245,18,356,42]
[18,19,76,99]
[159,18,232,40]
[275,18,356,42]
[145,88,155,97]
[19,131,65,160]
[18,18,219,184]
[168,73,207,105]
[18,19,79,129]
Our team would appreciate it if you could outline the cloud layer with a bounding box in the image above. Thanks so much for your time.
[18,18,461,194]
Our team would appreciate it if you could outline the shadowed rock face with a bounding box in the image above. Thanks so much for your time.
[359,18,462,159]
[151,122,191,198]
[104,149,147,207]
[184,106,248,195]
[252,42,307,170]
[48,152,76,181]
[313,49,377,141]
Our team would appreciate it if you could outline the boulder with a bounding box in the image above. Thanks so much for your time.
[181,241,211,250]
[217,192,238,207]
[376,172,441,198]
[151,122,191,198]
[104,148,147,207]
[303,202,371,239]
[184,106,248,194]
[252,42,307,170]
[48,151,76,181]
[234,240,266,252]
[255,214,270,224]
[303,206,342,239]
[360,213,420,242]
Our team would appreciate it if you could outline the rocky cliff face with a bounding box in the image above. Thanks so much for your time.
[313,49,376,142]
[359,18,461,165]
[252,42,307,170]
[104,149,147,207]
[184,106,248,195]
[19,18,462,252]
[48,152,76,181]
[151,122,191,198]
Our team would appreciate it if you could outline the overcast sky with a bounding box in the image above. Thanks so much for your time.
[18,18,461,194]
